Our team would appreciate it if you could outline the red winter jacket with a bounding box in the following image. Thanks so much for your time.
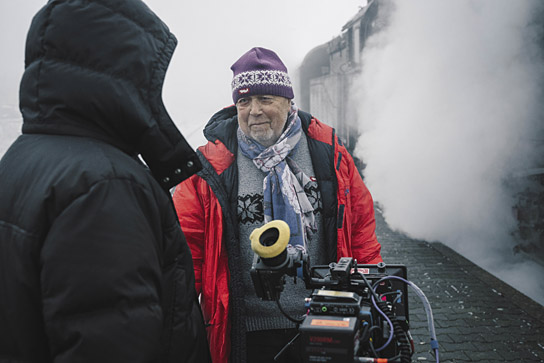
[173,106,382,363]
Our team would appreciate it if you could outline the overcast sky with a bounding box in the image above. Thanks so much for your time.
[2,1,543,305]
[0,0,367,152]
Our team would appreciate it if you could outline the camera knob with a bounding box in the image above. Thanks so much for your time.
[377,262,386,273]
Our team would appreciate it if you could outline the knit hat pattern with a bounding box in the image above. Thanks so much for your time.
[231,47,294,104]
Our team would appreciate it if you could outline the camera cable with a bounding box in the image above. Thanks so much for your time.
[372,276,439,363]
[358,270,412,363]
[275,297,305,324]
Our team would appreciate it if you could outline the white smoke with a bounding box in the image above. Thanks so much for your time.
[354,0,544,304]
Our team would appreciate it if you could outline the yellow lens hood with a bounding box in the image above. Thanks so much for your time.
[250,220,290,258]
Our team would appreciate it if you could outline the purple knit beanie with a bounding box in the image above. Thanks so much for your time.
[231,47,294,104]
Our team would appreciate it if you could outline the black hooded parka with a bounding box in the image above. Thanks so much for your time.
[0,0,209,362]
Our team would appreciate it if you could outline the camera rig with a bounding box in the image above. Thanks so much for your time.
[250,220,439,363]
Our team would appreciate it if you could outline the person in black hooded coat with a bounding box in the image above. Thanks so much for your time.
[0,0,210,362]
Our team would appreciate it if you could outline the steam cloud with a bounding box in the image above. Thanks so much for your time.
[354,0,544,304]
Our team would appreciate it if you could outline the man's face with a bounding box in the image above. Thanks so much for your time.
[236,95,291,147]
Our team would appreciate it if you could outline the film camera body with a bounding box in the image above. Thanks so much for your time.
[250,220,414,363]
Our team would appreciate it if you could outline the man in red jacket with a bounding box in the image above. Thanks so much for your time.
[173,47,382,363]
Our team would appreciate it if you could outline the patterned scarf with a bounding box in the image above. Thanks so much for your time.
[237,103,316,250]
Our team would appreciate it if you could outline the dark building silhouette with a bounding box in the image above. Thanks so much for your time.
[297,0,382,152]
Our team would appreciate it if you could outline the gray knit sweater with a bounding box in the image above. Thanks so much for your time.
[237,132,327,332]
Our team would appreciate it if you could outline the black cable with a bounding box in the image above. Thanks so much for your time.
[273,298,304,361]
[360,322,371,343]
[368,337,379,358]
[358,269,412,363]
[367,325,382,357]
[275,298,305,324]
[375,300,411,362]
[387,353,403,363]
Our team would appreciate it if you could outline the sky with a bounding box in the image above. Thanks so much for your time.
[352,0,544,304]
[0,0,368,153]
[1,1,543,306]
